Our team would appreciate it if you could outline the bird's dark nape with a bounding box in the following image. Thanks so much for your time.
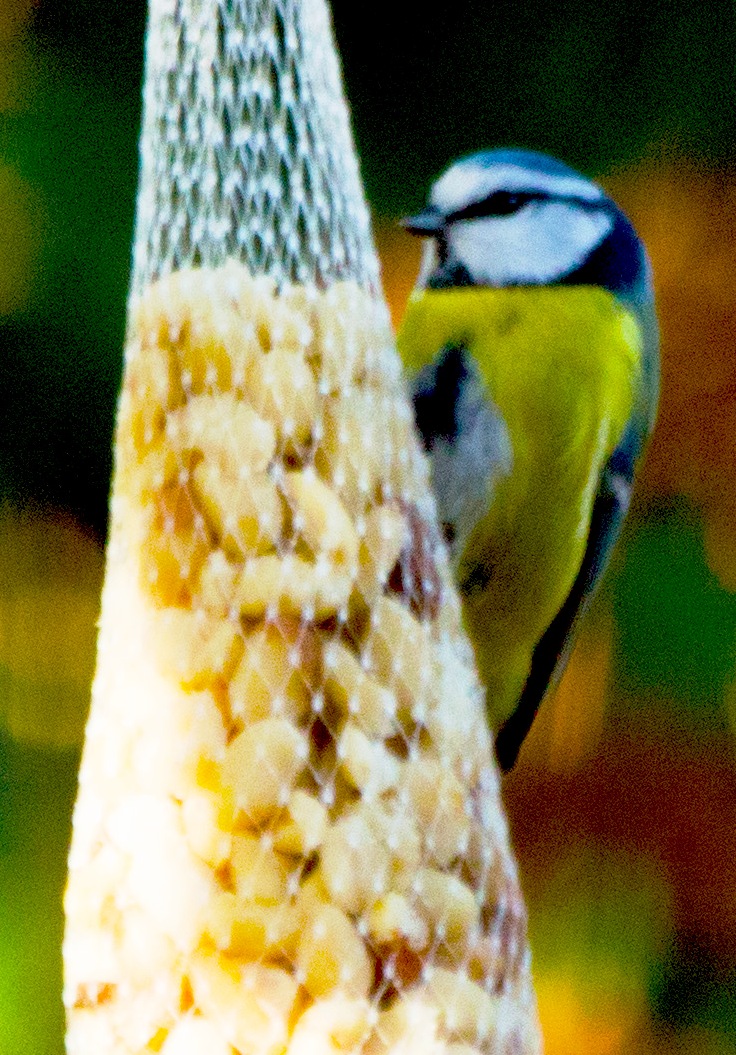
[559,206,649,301]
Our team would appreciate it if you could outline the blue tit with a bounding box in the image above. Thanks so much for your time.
[396,148,658,771]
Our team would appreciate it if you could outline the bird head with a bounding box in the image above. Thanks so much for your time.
[403,148,650,302]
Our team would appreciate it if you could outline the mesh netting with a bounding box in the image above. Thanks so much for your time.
[63,1,542,1053]
[132,0,378,292]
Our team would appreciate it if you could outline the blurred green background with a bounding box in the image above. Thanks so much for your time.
[2,1,736,1052]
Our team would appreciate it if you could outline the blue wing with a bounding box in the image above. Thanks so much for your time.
[494,447,632,770]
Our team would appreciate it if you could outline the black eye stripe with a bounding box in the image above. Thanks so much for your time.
[445,190,612,224]
[447,190,542,222]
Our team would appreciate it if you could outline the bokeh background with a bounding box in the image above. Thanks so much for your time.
[1,1,736,1052]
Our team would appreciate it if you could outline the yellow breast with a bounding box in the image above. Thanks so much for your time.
[397,285,642,722]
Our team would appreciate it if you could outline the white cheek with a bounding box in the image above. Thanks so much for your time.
[450,202,614,286]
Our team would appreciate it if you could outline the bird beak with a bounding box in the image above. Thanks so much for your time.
[401,207,444,236]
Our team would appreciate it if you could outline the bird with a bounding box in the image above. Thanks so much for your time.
[396,148,658,771]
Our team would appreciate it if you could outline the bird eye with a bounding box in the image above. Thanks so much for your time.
[487,191,527,215]
[448,191,536,223]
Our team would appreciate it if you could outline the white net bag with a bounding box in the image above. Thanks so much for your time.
[63,1,542,1053]
[132,0,378,293]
